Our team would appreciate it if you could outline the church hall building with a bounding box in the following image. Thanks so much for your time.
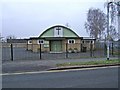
[27,25,95,53]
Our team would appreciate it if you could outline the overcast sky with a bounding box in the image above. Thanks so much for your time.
[1,0,107,39]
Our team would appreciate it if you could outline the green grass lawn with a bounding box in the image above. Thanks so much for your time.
[56,59,120,67]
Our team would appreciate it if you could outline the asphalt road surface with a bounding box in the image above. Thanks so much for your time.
[2,66,118,88]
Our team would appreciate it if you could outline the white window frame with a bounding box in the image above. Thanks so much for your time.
[28,40,32,44]
[37,39,44,44]
[68,39,75,44]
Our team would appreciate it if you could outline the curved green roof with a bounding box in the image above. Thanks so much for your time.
[39,25,79,38]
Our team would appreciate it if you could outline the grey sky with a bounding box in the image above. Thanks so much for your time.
[2,0,106,39]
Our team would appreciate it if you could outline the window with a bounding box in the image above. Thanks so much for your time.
[68,39,75,44]
[28,40,32,44]
[86,41,90,43]
[37,40,44,44]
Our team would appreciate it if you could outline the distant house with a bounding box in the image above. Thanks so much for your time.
[6,39,27,48]
[81,37,96,51]
[7,39,27,43]
[27,25,96,53]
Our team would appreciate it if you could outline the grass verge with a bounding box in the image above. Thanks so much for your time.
[56,59,120,67]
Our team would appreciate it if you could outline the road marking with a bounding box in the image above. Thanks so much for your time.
[1,66,119,76]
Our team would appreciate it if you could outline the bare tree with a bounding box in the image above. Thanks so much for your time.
[109,1,120,41]
[85,8,107,40]
[104,1,120,41]
[108,1,120,24]
[109,2,117,24]
[109,25,118,41]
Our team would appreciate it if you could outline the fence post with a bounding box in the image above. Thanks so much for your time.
[112,42,114,56]
[10,44,13,61]
[90,42,93,57]
[66,43,68,58]
[26,40,28,50]
[104,43,107,56]
[39,44,42,59]
[81,43,83,52]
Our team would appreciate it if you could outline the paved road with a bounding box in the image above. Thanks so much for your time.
[2,66,118,88]
[2,57,118,73]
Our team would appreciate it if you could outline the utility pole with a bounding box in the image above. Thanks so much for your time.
[117,2,120,41]
[107,2,112,60]
[106,1,120,60]
[117,2,120,59]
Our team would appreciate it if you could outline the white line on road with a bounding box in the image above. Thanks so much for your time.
[1,66,119,76]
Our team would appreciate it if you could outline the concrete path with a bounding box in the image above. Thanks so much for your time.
[2,57,118,73]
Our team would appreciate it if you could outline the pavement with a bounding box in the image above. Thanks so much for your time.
[2,57,119,73]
